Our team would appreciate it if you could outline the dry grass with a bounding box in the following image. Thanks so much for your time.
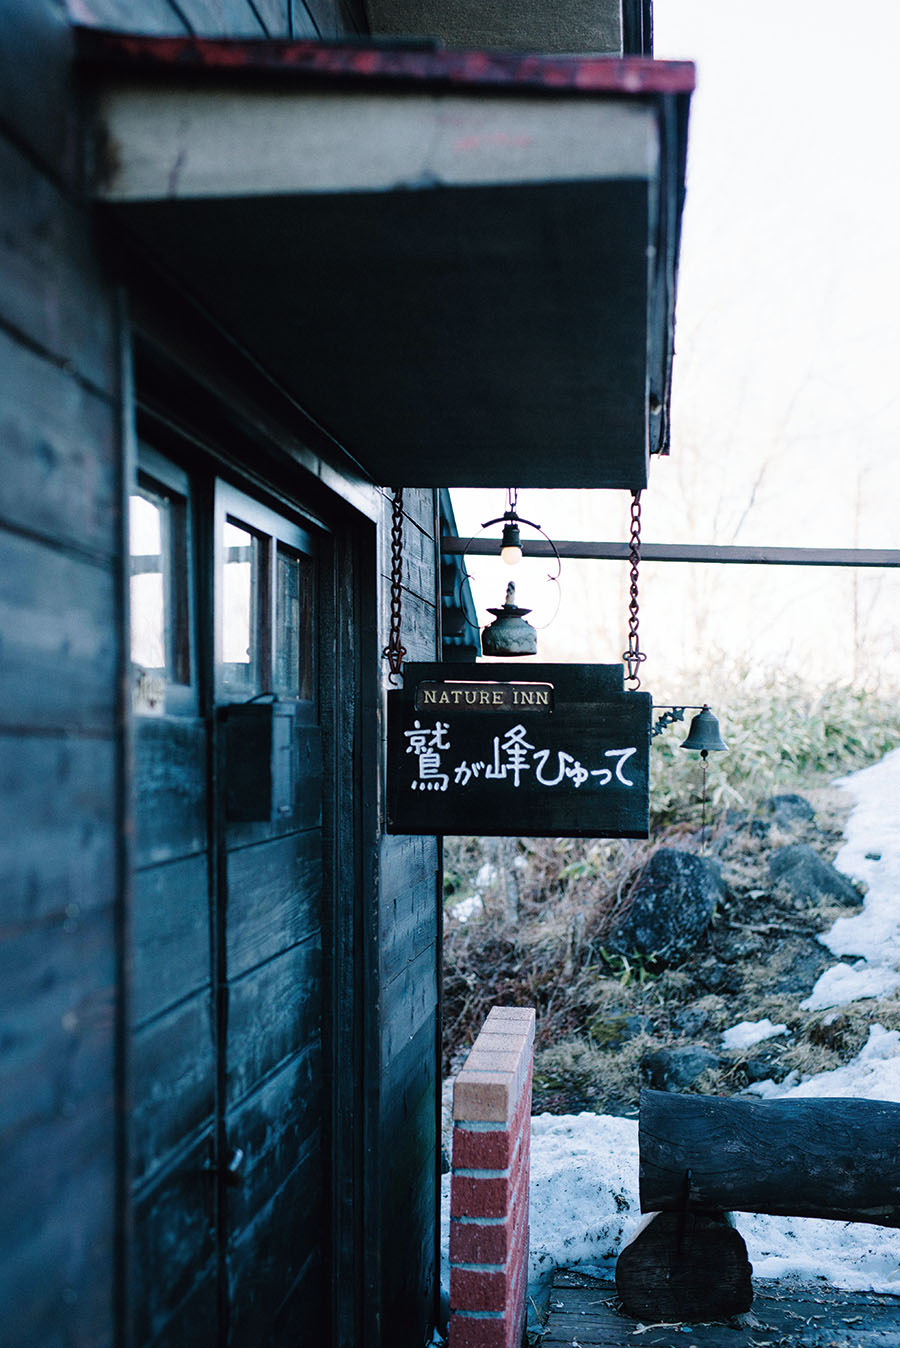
[443,737,897,1114]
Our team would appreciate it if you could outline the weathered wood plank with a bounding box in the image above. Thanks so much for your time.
[380,873,438,983]
[380,942,438,1062]
[640,1089,900,1227]
[0,903,115,1138]
[380,1015,437,1206]
[172,0,265,35]
[0,733,116,923]
[380,1020,438,1346]
[379,833,438,894]
[0,1096,115,1348]
[133,1135,217,1347]
[544,1272,900,1347]
[379,504,437,606]
[134,716,207,867]
[0,0,76,183]
[225,933,322,1107]
[289,1,319,35]
[225,828,322,979]
[0,135,117,388]
[300,0,346,36]
[0,328,118,558]
[132,992,215,1186]
[64,0,186,34]
[142,1266,218,1348]
[225,1042,323,1237]
[228,1133,327,1347]
[261,1246,328,1347]
[248,0,291,34]
[380,584,437,668]
[133,854,210,1026]
[380,486,436,539]
[0,530,117,732]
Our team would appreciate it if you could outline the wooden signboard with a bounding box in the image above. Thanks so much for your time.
[386,663,651,837]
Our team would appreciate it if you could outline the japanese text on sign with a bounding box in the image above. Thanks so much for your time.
[403,719,637,793]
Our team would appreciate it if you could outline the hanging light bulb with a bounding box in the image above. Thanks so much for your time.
[500,518,523,566]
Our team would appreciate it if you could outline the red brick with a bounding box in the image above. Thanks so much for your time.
[453,1073,532,1170]
[450,1152,530,1262]
[451,1173,509,1220]
[450,1266,512,1313]
[448,1314,508,1348]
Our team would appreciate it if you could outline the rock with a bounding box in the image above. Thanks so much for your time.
[608,849,725,964]
[765,793,816,827]
[768,843,863,908]
[742,1053,790,1084]
[673,1005,711,1037]
[641,1045,719,1091]
[589,1013,652,1049]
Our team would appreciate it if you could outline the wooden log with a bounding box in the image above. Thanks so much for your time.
[640,1088,900,1227]
[616,1210,753,1322]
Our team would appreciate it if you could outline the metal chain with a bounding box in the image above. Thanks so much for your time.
[382,488,407,684]
[622,489,647,688]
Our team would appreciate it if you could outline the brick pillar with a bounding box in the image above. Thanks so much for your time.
[448,1006,536,1348]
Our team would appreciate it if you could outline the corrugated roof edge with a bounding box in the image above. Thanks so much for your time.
[73,27,695,97]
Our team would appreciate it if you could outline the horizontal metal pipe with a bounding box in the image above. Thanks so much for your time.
[442,538,900,568]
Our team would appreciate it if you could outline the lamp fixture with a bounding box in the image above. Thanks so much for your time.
[458,488,562,658]
[480,582,537,657]
[499,518,523,566]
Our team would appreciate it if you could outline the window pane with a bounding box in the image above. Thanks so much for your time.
[223,519,267,695]
[275,545,314,701]
[130,494,166,670]
[130,483,190,711]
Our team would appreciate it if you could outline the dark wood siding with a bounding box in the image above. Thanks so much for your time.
[376,487,442,1344]
[2,2,443,1344]
[0,8,124,1340]
[63,0,369,42]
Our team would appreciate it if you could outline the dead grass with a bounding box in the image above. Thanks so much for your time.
[443,774,894,1114]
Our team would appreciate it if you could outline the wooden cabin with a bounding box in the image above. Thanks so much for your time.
[0,2,691,1345]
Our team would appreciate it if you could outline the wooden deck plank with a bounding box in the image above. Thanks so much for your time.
[542,1271,900,1347]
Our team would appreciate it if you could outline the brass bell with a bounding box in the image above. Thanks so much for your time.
[481,582,537,657]
[680,705,727,756]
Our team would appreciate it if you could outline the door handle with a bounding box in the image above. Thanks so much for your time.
[203,1147,246,1186]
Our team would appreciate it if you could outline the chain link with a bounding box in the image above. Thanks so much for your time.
[622,489,647,688]
[382,488,407,684]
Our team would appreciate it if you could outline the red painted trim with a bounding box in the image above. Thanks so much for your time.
[74,27,695,96]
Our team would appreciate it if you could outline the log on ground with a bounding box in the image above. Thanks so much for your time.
[640,1088,900,1226]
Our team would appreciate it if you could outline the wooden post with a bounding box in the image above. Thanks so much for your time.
[616,1210,753,1322]
[639,1089,900,1227]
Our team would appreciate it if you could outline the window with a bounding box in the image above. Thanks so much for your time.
[129,450,193,714]
[216,484,316,706]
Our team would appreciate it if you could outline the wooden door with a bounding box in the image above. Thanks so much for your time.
[129,451,328,1346]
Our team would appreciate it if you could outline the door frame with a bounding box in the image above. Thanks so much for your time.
[122,307,381,1345]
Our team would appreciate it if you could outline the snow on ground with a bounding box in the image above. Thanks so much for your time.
[440,748,900,1313]
[721,1017,788,1051]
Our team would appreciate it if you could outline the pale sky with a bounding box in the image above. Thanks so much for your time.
[452,0,900,694]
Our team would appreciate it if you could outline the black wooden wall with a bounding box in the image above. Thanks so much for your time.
[0,5,124,1344]
[377,489,442,1342]
[1,3,442,1345]
[64,0,367,40]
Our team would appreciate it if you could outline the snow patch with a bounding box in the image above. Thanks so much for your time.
[721,1018,788,1051]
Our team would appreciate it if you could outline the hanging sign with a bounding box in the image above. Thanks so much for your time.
[387,662,651,838]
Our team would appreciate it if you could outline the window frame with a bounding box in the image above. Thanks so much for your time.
[213,479,317,711]
[129,444,197,716]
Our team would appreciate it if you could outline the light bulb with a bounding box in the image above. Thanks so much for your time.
[500,521,522,566]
